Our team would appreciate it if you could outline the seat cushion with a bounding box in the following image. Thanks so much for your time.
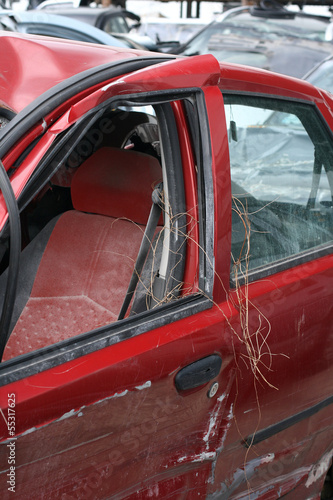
[3,210,144,360]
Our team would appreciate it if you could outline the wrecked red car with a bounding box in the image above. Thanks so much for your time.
[0,32,332,499]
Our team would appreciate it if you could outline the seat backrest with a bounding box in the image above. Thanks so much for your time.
[71,147,162,224]
[2,147,162,361]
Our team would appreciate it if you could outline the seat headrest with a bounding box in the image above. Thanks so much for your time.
[71,147,162,225]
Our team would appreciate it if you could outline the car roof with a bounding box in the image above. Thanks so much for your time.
[0,32,155,112]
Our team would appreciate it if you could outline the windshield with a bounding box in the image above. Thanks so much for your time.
[219,12,328,41]
[181,13,329,57]
[181,26,269,65]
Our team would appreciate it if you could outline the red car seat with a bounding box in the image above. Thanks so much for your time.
[3,147,162,361]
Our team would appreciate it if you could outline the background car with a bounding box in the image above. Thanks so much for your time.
[36,5,141,31]
[216,2,331,41]
[0,9,147,47]
[34,5,158,49]
[172,2,333,78]
[303,54,333,93]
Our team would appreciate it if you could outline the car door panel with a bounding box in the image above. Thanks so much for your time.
[207,89,333,497]
[208,258,333,497]
[0,309,239,498]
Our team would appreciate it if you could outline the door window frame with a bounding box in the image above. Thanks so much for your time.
[0,88,215,385]
[222,90,333,286]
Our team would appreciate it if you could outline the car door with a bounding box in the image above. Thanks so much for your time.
[0,54,239,499]
[207,91,333,498]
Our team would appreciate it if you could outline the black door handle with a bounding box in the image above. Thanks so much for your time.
[175,354,222,392]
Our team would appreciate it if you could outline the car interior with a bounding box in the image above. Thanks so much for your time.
[0,103,190,361]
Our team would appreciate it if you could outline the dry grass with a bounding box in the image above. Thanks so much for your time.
[133,194,291,497]
[230,196,277,389]
[129,194,280,387]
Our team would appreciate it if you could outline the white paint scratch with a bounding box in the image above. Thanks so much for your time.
[305,449,333,488]
[216,403,234,452]
[177,451,216,464]
[203,394,226,449]
[110,390,128,399]
[147,484,159,497]
[2,381,152,441]
[53,360,86,375]
[135,381,151,390]
[261,453,275,464]
[58,409,77,421]
[296,311,305,339]
[20,427,37,437]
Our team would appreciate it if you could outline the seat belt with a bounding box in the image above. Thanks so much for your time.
[118,183,163,321]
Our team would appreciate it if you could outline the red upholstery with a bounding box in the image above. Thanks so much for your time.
[71,147,162,224]
[3,147,162,361]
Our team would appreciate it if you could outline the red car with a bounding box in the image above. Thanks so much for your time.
[0,32,332,499]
